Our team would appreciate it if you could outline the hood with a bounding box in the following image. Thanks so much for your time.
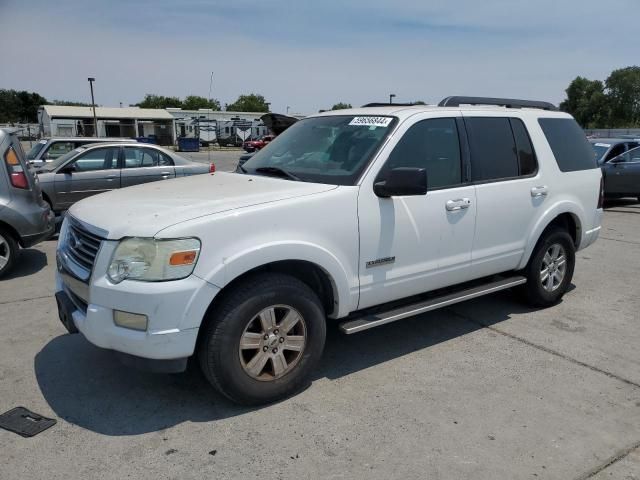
[69,172,337,239]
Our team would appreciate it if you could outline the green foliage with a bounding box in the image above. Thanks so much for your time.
[182,95,221,111]
[225,93,270,112]
[136,94,184,109]
[51,99,92,107]
[331,102,352,110]
[412,100,426,105]
[560,66,640,128]
[0,89,47,123]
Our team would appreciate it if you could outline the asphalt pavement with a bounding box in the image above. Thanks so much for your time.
[0,201,639,480]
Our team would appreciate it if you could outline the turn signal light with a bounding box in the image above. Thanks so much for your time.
[169,250,198,266]
[4,147,29,189]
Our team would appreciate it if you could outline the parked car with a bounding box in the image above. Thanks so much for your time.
[600,144,640,202]
[0,129,55,278]
[55,96,602,405]
[243,135,275,153]
[37,143,215,213]
[27,137,138,167]
[589,138,639,165]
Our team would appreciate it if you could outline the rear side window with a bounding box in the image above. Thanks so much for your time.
[538,118,596,172]
[510,118,537,175]
[465,117,518,181]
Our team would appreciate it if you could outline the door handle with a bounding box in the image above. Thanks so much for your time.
[530,186,548,197]
[106,174,118,179]
[446,198,471,211]
[160,171,172,175]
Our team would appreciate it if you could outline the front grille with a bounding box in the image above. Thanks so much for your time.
[65,219,103,271]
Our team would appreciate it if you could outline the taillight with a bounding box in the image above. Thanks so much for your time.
[597,175,604,209]
[4,147,29,190]
[209,163,216,173]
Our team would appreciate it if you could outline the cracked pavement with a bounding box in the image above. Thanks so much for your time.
[0,199,638,479]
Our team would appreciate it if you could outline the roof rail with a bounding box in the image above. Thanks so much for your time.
[438,96,558,111]
[361,102,418,108]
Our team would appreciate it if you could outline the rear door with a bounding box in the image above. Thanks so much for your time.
[464,115,543,277]
[604,146,640,195]
[120,146,175,187]
[54,146,120,209]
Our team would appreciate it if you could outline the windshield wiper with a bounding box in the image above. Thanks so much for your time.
[254,166,302,181]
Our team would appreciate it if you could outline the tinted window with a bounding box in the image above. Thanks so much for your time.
[605,143,626,161]
[124,147,173,168]
[466,117,518,181]
[72,147,118,172]
[538,118,596,172]
[380,118,462,189]
[510,118,537,175]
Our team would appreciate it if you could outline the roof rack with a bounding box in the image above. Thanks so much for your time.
[438,96,557,111]
[361,102,418,108]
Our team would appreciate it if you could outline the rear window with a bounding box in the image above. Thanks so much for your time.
[465,117,519,181]
[538,118,596,172]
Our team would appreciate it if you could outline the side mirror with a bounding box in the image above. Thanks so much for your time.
[374,167,428,198]
[58,164,76,174]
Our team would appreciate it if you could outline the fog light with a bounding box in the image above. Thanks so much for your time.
[113,310,148,331]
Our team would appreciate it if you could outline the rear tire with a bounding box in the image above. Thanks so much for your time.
[0,227,18,278]
[198,273,326,405]
[519,228,575,307]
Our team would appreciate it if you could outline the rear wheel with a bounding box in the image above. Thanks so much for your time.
[198,273,326,405]
[0,227,18,278]
[520,228,575,307]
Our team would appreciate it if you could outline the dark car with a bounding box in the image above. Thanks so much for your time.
[601,145,640,202]
[0,129,55,277]
[589,138,639,165]
[36,143,215,213]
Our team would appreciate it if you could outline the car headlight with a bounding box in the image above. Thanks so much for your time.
[107,237,201,284]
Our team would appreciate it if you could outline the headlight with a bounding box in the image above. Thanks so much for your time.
[107,237,201,284]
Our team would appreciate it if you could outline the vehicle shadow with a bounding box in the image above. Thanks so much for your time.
[34,290,539,436]
[3,248,48,280]
[603,198,639,210]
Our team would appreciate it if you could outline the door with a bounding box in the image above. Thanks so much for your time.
[604,146,640,195]
[358,116,477,309]
[120,146,175,187]
[463,115,543,277]
[54,146,120,209]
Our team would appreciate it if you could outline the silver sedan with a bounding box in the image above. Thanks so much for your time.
[36,142,215,212]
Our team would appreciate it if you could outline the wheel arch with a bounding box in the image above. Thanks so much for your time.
[518,206,582,270]
[0,219,22,247]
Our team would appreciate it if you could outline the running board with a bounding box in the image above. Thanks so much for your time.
[339,275,527,334]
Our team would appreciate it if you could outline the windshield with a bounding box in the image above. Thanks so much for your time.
[242,115,397,185]
[43,147,85,171]
[27,140,47,160]
[591,143,610,163]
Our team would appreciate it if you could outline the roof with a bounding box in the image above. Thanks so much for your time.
[588,138,637,144]
[41,105,174,120]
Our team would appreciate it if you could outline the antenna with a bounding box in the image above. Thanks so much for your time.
[208,72,213,165]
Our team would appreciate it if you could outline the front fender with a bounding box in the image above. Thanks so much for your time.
[517,201,584,270]
[195,241,355,318]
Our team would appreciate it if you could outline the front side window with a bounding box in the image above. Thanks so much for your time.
[243,115,397,185]
[378,118,462,189]
[72,147,118,172]
[466,117,519,182]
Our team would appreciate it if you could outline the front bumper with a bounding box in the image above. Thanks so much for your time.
[55,237,220,365]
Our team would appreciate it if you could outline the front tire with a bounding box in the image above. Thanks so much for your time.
[198,273,326,405]
[520,228,575,307]
[0,227,18,278]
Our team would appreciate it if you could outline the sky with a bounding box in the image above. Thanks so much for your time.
[1,0,638,115]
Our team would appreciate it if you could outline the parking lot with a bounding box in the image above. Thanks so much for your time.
[0,201,638,480]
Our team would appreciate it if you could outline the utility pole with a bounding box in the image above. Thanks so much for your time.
[286,106,290,115]
[265,102,271,112]
[389,93,396,104]
[88,77,98,137]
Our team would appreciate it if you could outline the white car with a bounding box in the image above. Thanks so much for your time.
[55,96,603,405]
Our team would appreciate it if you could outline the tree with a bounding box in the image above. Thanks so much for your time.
[331,102,352,110]
[136,94,183,109]
[559,76,609,128]
[51,99,92,107]
[182,95,221,111]
[605,66,640,127]
[226,93,269,112]
[412,100,426,105]
[0,89,47,123]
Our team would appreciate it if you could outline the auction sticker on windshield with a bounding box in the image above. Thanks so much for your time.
[349,117,393,127]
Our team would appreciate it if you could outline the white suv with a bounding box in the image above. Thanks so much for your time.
[55,96,603,404]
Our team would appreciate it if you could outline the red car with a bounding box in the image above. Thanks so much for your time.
[243,134,275,153]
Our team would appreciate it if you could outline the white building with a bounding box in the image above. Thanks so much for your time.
[38,105,176,145]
